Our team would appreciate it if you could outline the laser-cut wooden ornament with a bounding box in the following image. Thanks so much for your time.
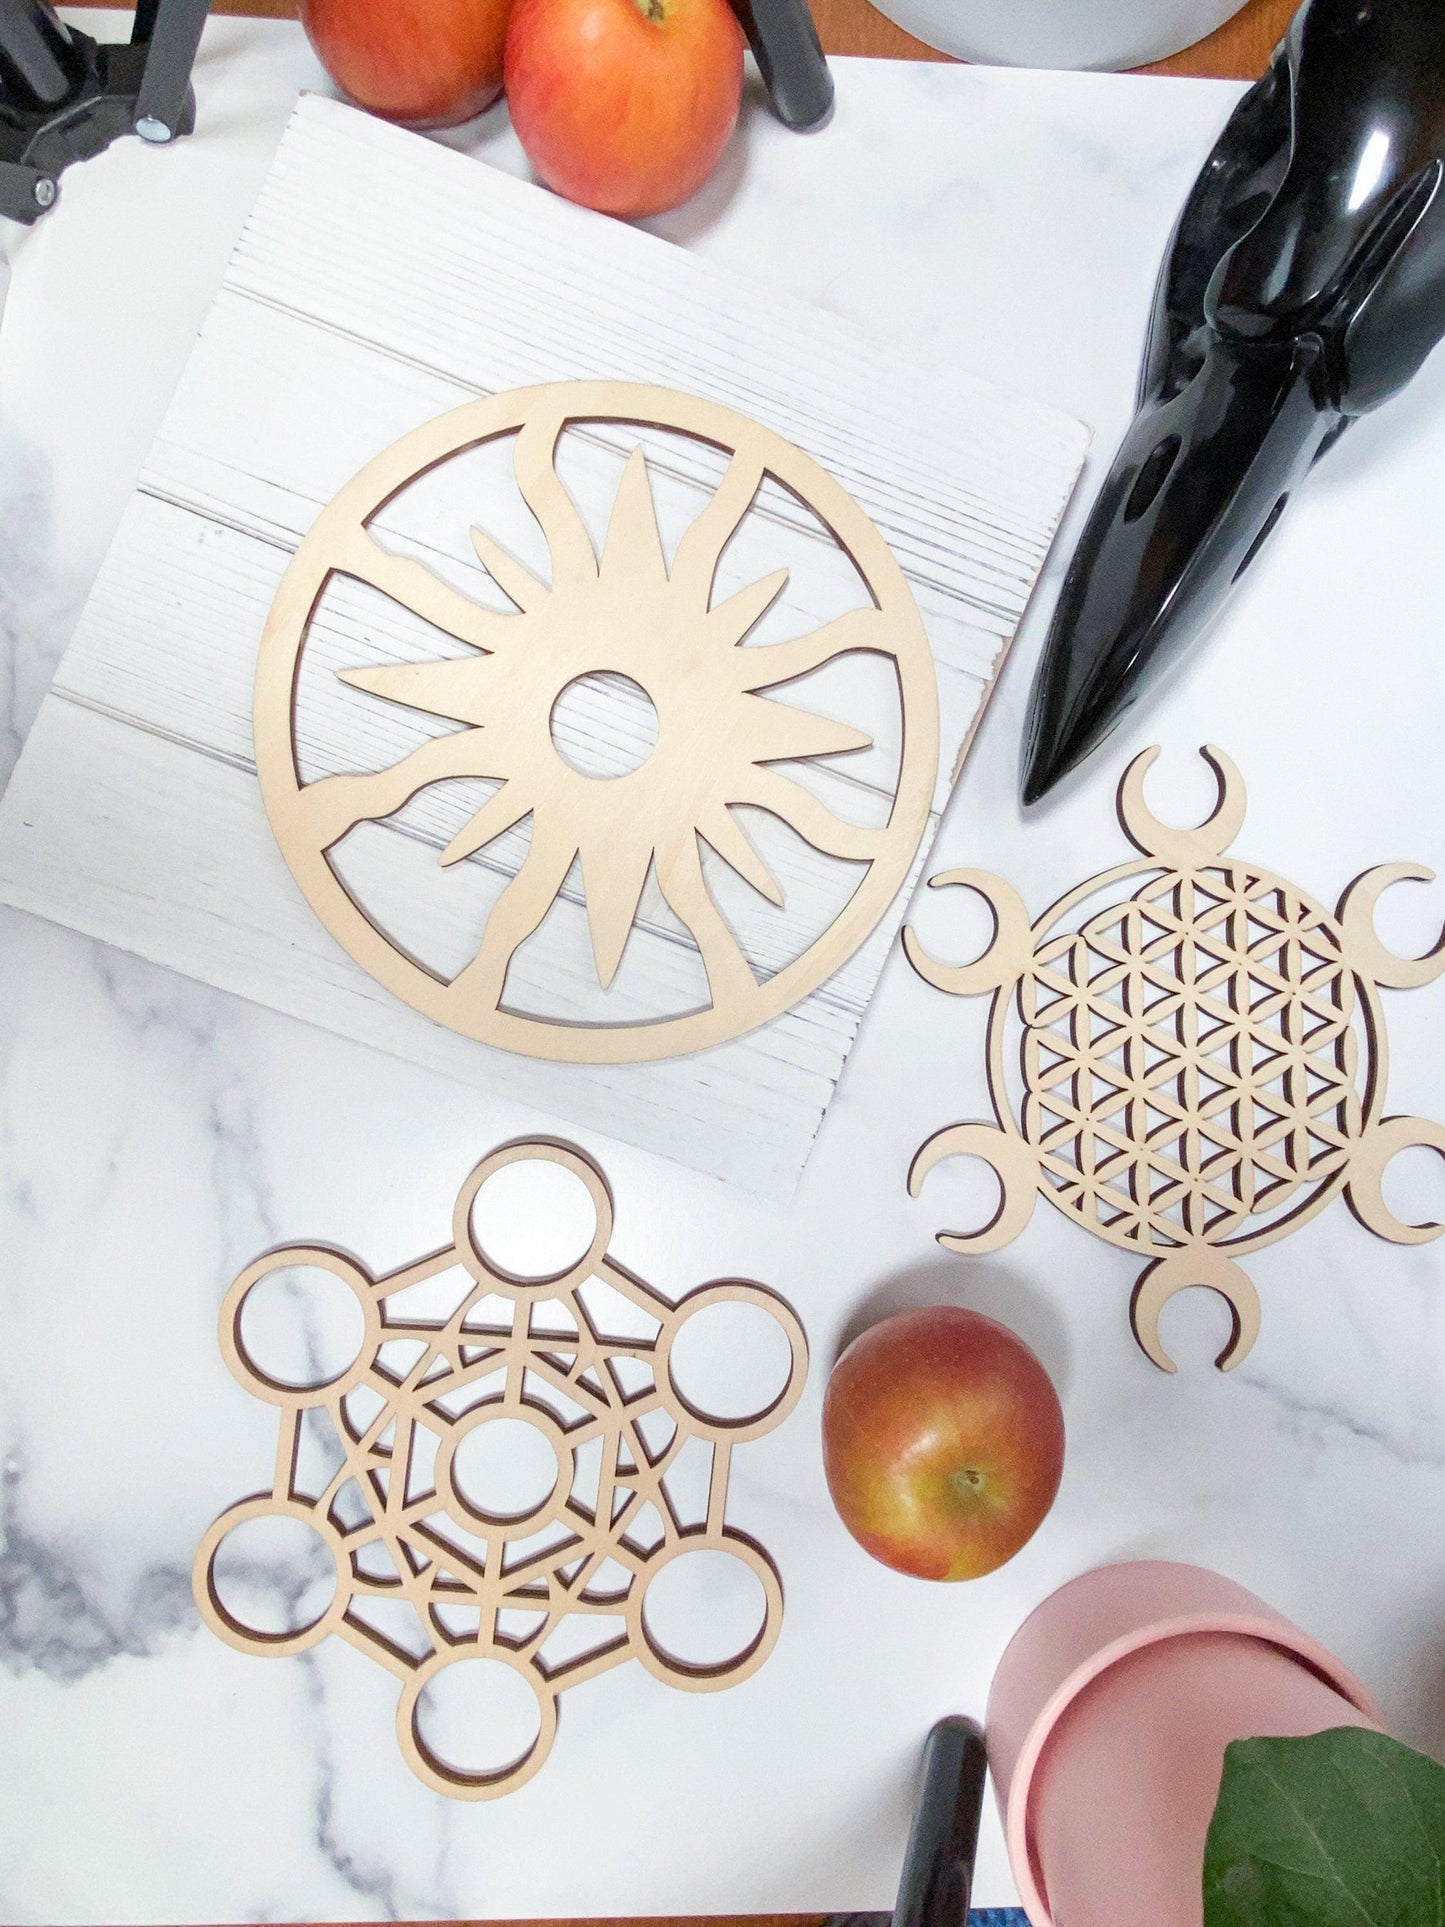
[254,380,939,1064]
[193,1138,808,1799]
[903,746,1445,1374]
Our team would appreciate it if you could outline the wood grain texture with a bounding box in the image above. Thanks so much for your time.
[252,380,943,1067]
[66,0,1298,76]
[196,1136,810,1799]
[903,744,1445,1375]
[0,95,1085,1198]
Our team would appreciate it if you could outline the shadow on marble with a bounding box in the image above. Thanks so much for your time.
[648,70,772,246]
[832,1253,1073,1400]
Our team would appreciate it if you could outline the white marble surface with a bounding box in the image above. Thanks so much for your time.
[3,17,1445,1925]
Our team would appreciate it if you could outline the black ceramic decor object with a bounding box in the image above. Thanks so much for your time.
[1021,0,1445,804]
[819,1718,989,1927]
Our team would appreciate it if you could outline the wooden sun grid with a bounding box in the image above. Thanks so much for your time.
[0,95,1088,1194]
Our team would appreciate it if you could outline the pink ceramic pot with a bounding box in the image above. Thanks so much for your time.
[986,1561,1382,1927]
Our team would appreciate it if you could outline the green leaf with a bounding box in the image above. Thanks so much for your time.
[1204,1728,1445,1927]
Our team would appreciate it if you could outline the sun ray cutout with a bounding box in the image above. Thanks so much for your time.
[255,381,939,1064]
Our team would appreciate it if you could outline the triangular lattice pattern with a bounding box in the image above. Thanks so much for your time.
[1020,865,1361,1250]
[905,746,1445,1371]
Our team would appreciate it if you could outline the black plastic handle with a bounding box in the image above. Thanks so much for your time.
[729,0,834,131]
[892,1718,990,1927]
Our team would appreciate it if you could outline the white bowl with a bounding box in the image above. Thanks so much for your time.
[870,0,1252,69]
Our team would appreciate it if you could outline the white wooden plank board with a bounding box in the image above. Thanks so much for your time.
[0,94,1088,1197]
[54,509,924,1018]
[59,463,991,823]
[142,292,1018,691]
[0,704,893,1191]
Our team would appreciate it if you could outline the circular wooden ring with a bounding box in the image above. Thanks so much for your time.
[654,1281,809,1444]
[397,1647,558,1799]
[629,1531,783,1693]
[451,1138,614,1296]
[434,1398,573,1533]
[194,1495,349,1658]
[255,380,939,1064]
[220,1245,382,1407]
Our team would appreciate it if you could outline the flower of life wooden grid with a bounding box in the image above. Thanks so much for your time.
[194,1139,808,1798]
[904,746,1445,1373]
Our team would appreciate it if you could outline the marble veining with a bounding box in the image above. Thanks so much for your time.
[1234,1366,1445,1472]
[0,1455,194,1682]
[0,427,70,792]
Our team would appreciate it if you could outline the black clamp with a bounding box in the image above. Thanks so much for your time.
[0,0,209,224]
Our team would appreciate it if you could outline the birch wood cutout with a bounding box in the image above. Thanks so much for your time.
[0,96,1088,1196]
[904,746,1445,1374]
[194,1138,808,1799]
[256,380,939,1064]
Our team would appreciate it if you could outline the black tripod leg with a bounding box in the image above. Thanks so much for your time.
[133,0,209,142]
[0,0,86,109]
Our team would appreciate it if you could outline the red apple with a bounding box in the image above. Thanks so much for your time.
[504,0,744,218]
[822,1306,1065,1582]
[302,0,511,130]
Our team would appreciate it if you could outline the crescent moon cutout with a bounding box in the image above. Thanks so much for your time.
[1117,743,1247,866]
[1338,866,1445,990]
[907,1122,1038,1254]
[902,870,1034,997]
[1346,1116,1445,1245]
[1131,1251,1262,1374]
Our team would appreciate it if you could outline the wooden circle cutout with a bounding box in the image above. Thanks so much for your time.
[399,1647,558,1798]
[630,1533,783,1691]
[437,1403,571,1532]
[196,1496,349,1658]
[193,1137,810,1799]
[657,1281,809,1444]
[254,381,939,1064]
[905,746,1445,1373]
[452,1137,613,1294]
[221,1246,382,1407]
